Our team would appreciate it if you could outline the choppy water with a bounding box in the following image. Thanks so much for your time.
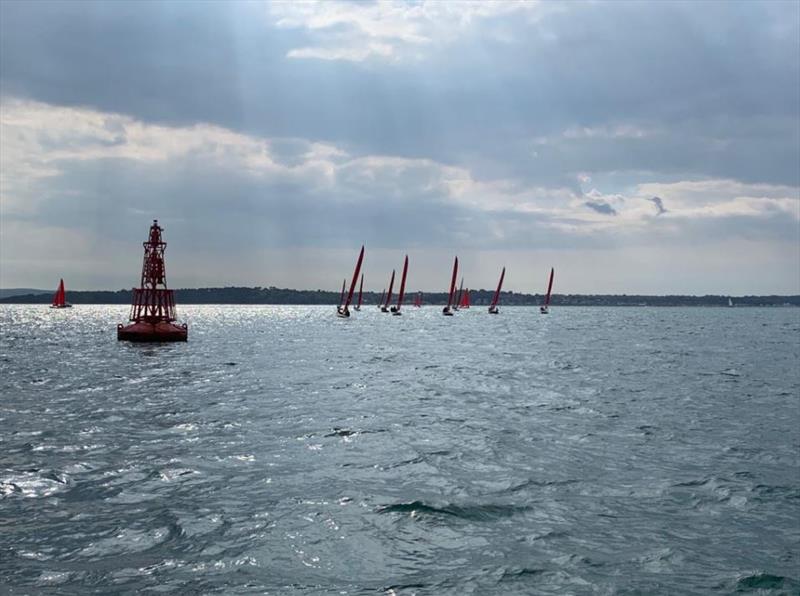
[1,305,798,594]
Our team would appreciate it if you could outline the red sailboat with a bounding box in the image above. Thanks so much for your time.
[354,274,364,311]
[459,287,470,309]
[381,270,395,313]
[443,257,458,316]
[117,220,187,341]
[50,278,72,309]
[453,277,465,311]
[337,245,365,318]
[391,255,409,316]
[488,267,505,314]
[413,291,422,308]
[337,278,346,308]
[540,267,554,314]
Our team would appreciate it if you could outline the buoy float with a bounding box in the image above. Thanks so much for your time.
[117,220,188,342]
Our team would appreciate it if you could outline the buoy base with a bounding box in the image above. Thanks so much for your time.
[117,321,188,342]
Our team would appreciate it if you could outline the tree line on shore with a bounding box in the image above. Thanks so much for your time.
[1,287,798,307]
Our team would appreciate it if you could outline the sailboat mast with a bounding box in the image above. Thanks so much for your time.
[396,255,409,311]
[344,245,364,308]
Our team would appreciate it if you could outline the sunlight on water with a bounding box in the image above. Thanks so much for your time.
[1,305,798,594]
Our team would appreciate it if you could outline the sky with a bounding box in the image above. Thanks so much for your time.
[1,0,798,294]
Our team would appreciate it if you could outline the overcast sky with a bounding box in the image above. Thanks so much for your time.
[1,0,798,294]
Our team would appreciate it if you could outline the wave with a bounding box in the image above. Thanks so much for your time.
[376,500,530,521]
[734,572,799,592]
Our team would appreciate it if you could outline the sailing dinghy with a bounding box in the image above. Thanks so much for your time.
[381,270,395,313]
[50,278,72,309]
[459,287,470,308]
[488,267,505,314]
[414,291,422,308]
[443,257,458,316]
[354,274,364,311]
[391,256,409,316]
[453,277,465,311]
[337,278,346,308]
[540,267,554,314]
[337,245,364,318]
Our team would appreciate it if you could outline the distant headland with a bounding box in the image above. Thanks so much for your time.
[1,287,798,307]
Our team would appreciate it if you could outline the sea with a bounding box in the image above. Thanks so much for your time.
[1,305,798,595]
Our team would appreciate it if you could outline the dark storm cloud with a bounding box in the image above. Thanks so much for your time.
[2,0,798,187]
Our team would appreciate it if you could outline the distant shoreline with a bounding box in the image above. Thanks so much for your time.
[1,288,798,307]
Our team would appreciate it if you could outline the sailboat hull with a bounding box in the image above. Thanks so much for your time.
[50,304,73,309]
[488,306,499,314]
[540,306,549,314]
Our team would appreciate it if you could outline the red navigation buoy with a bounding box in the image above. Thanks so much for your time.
[117,220,188,342]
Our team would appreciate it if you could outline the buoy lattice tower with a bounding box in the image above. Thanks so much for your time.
[117,220,187,342]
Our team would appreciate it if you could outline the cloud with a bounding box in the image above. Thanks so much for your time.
[270,0,545,62]
[2,0,796,191]
[0,2,798,293]
[584,201,617,216]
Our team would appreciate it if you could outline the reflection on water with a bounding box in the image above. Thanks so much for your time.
[1,305,798,594]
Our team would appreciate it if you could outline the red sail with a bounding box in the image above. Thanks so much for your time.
[544,267,554,306]
[447,257,458,307]
[454,277,464,310]
[344,245,365,308]
[414,291,422,307]
[395,255,409,311]
[356,274,364,309]
[384,270,396,308]
[490,267,506,308]
[459,288,470,308]
[52,279,66,306]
